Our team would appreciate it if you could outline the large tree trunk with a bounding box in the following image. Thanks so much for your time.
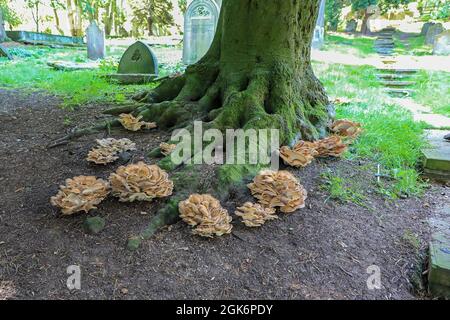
[135,0,331,144]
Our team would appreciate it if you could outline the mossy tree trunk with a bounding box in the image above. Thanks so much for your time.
[135,0,332,144]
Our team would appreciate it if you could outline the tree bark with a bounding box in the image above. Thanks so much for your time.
[0,9,6,42]
[135,0,331,144]
[53,8,64,35]
[361,9,373,35]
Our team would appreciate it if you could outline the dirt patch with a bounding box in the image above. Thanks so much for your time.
[0,89,447,300]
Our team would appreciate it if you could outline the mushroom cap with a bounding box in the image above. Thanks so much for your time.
[50,176,110,215]
[109,162,173,202]
[248,170,307,213]
[235,202,277,227]
[179,194,233,237]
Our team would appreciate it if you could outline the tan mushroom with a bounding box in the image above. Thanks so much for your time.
[279,141,318,168]
[109,162,173,202]
[235,202,277,227]
[179,194,233,238]
[247,170,307,213]
[160,142,177,156]
[87,138,136,165]
[330,119,362,140]
[50,176,110,215]
[314,135,348,157]
[119,113,157,132]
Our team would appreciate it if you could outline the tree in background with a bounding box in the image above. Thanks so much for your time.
[0,0,21,32]
[26,0,44,33]
[325,0,346,31]
[129,0,175,36]
[351,0,412,34]
[418,0,450,21]
[50,0,66,35]
[178,0,187,14]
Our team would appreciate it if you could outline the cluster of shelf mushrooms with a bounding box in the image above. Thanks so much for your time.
[50,116,362,238]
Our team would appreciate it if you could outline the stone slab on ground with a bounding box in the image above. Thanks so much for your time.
[380,80,415,87]
[383,88,413,97]
[0,44,12,60]
[422,130,450,181]
[377,68,418,74]
[428,205,450,298]
[415,114,450,128]
[47,61,100,71]
[106,73,158,85]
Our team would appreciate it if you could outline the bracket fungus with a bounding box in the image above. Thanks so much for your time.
[179,194,233,238]
[235,202,278,227]
[314,135,348,157]
[87,138,137,165]
[247,170,307,213]
[119,113,157,132]
[279,141,319,168]
[160,142,177,156]
[330,119,362,140]
[50,176,110,215]
[109,162,173,202]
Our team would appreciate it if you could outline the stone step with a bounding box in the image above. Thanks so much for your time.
[376,73,413,80]
[380,80,415,87]
[384,88,414,97]
[422,130,450,181]
[428,205,450,298]
[377,68,418,74]
[415,114,450,129]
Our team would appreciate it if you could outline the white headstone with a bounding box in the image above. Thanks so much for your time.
[183,0,221,65]
[86,21,105,60]
[312,0,326,49]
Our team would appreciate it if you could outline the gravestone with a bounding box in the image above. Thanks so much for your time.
[345,19,357,33]
[183,0,221,65]
[108,41,159,84]
[421,22,435,36]
[86,21,105,60]
[433,30,450,56]
[425,23,444,45]
[312,0,326,49]
[0,9,6,42]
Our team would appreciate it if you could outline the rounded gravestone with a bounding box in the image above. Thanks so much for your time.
[433,30,450,56]
[425,23,444,45]
[118,41,158,75]
[421,22,435,36]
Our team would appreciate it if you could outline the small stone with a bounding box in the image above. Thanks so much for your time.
[121,288,128,295]
[127,236,142,251]
[83,216,106,234]
[444,133,450,141]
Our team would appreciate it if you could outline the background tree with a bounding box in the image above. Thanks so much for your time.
[26,0,43,33]
[49,0,66,35]
[351,0,411,34]
[129,0,175,36]
[325,0,346,31]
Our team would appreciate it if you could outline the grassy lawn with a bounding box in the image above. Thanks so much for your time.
[322,34,376,57]
[314,62,427,198]
[393,33,433,56]
[0,45,183,108]
[412,70,450,117]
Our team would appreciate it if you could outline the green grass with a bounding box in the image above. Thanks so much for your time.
[411,70,450,117]
[314,62,427,198]
[322,34,375,57]
[320,170,368,208]
[0,46,181,108]
[393,33,433,56]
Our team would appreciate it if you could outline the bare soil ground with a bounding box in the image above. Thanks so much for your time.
[0,89,447,300]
